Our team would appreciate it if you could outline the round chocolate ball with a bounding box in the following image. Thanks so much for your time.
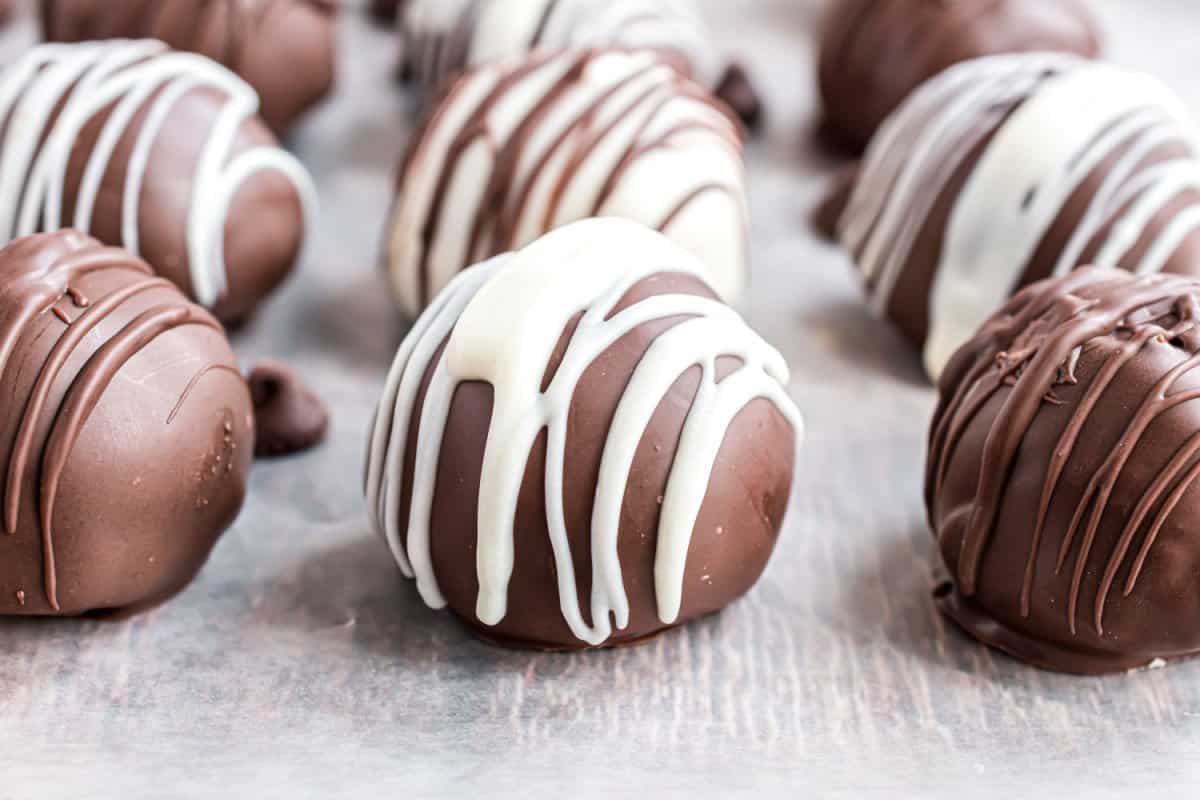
[0,231,254,616]
[365,219,802,650]
[0,40,316,325]
[385,47,748,317]
[818,0,1101,153]
[40,0,337,135]
[832,53,1200,379]
[930,267,1200,674]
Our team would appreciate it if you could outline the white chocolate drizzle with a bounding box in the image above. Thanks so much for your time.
[0,40,316,308]
[386,47,747,316]
[366,219,802,646]
[838,53,1200,378]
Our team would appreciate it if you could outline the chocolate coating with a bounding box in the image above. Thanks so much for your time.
[0,40,315,325]
[366,220,801,650]
[834,53,1200,379]
[818,0,1101,153]
[929,267,1200,673]
[40,0,336,135]
[0,231,254,617]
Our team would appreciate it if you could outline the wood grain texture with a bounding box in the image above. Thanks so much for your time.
[3,0,1200,797]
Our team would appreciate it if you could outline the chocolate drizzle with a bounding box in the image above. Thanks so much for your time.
[0,231,227,611]
[929,267,1200,672]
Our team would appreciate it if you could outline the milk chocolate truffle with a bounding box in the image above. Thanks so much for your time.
[832,53,1200,379]
[365,219,802,650]
[385,48,748,317]
[818,0,1101,153]
[0,40,316,324]
[0,231,254,616]
[929,267,1200,674]
[400,0,759,125]
[40,0,336,135]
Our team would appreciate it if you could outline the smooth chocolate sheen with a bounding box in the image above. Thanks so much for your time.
[40,0,337,135]
[834,53,1200,380]
[0,231,254,617]
[818,0,1100,153]
[385,48,749,317]
[930,267,1200,674]
[0,40,316,324]
[365,219,802,650]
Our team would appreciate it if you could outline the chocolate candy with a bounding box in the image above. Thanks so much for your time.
[385,48,748,317]
[930,267,1200,674]
[399,0,761,125]
[0,40,316,324]
[818,0,1100,152]
[831,53,1200,378]
[41,0,337,135]
[0,231,253,616]
[365,219,802,649]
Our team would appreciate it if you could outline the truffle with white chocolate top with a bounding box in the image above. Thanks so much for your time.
[0,40,316,324]
[400,0,760,126]
[40,0,337,135]
[0,230,254,616]
[818,0,1101,153]
[365,219,802,649]
[930,267,1200,674]
[385,47,749,317]
[832,53,1200,379]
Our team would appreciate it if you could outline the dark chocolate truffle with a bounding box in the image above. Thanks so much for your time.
[929,267,1200,674]
[385,47,748,317]
[40,0,337,135]
[0,230,254,616]
[818,0,1101,153]
[832,53,1200,379]
[400,0,761,125]
[365,219,802,650]
[0,39,316,324]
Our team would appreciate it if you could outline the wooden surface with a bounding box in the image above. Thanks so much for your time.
[4,1,1200,797]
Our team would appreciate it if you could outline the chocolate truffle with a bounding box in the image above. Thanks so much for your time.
[0,230,254,616]
[818,0,1101,153]
[365,219,802,650]
[400,0,759,124]
[0,40,316,324]
[385,48,748,317]
[40,0,337,135]
[832,53,1200,379]
[370,0,403,24]
[929,267,1200,674]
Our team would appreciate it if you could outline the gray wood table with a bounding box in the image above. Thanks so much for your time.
[4,1,1200,797]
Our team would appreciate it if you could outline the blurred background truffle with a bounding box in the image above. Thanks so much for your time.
[830,53,1200,378]
[41,0,337,135]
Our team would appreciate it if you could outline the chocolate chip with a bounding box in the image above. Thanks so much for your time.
[249,360,329,458]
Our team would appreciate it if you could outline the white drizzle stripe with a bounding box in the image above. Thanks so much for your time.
[387,48,747,315]
[365,219,802,646]
[0,40,316,308]
[838,53,1200,379]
